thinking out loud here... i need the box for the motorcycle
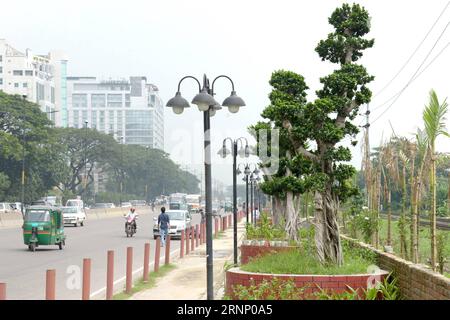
[125,214,137,237]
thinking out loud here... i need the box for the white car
[0,202,12,214]
[153,210,192,240]
[61,206,86,227]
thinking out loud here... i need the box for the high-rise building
[66,76,164,150]
[0,39,67,126]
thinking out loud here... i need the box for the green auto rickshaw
[23,206,66,252]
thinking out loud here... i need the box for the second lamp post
[219,138,249,265]
[166,74,245,300]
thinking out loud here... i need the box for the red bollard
[126,247,133,294]
[0,283,6,300]
[180,229,185,258]
[106,250,114,300]
[154,237,161,272]
[195,224,199,247]
[82,258,91,300]
[191,226,195,251]
[214,218,218,236]
[143,243,150,282]
[165,235,171,265]
[186,228,190,255]
[45,269,56,300]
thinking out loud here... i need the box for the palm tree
[423,89,449,271]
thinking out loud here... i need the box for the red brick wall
[240,244,294,265]
[226,268,388,299]
[342,235,450,300]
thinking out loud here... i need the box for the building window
[25,70,33,76]
[0,67,2,74]
[72,94,87,108]
[14,83,19,88]
[125,94,130,107]
[23,83,28,88]
[107,94,122,108]
[73,110,79,128]
[91,110,97,129]
[0,78,2,85]
[99,111,105,131]
[36,83,45,100]
[13,70,23,76]
[91,94,106,108]
[0,55,2,62]
[51,87,55,103]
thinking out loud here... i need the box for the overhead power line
[371,19,450,125]
[371,41,450,113]
[372,1,450,99]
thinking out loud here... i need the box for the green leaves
[423,89,449,146]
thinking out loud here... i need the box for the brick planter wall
[240,240,295,265]
[226,268,388,299]
[342,235,450,300]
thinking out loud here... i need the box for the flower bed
[225,267,389,299]
[240,240,296,265]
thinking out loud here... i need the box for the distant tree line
[0,91,199,205]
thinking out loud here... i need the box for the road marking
[90,248,179,299]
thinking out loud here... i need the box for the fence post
[195,224,199,247]
[180,230,185,258]
[82,258,91,300]
[0,283,6,300]
[191,226,195,251]
[143,243,150,282]
[186,228,190,255]
[126,247,133,294]
[203,223,206,243]
[165,235,171,265]
[106,250,114,300]
[154,237,161,272]
[45,269,56,300]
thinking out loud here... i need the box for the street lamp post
[84,121,88,204]
[166,74,245,300]
[236,163,258,225]
[219,138,250,265]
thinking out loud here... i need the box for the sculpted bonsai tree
[253,4,374,265]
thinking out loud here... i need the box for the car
[130,200,147,207]
[121,202,132,208]
[152,209,192,240]
[9,202,23,212]
[91,203,115,209]
[61,206,86,227]
[0,202,12,214]
[66,199,84,209]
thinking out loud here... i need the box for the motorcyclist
[124,207,138,231]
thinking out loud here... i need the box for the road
[0,208,204,300]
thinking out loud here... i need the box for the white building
[0,39,68,126]
[66,76,164,150]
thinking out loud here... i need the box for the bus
[169,193,187,210]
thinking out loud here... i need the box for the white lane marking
[90,248,179,299]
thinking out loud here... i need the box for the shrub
[246,213,286,241]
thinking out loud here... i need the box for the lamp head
[222,91,245,113]
[192,87,216,112]
[166,92,190,114]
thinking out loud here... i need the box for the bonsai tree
[253,3,374,265]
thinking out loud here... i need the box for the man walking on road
[158,207,170,247]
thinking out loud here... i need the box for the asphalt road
[0,208,203,300]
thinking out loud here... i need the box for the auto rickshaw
[23,206,66,252]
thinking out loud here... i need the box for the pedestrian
[158,206,170,247]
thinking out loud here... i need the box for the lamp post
[119,136,124,206]
[236,163,259,225]
[219,137,250,265]
[145,146,150,203]
[166,74,245,300]
[83,121,88,204]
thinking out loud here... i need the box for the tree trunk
[410,152,416,261]
[285,191,299,241]
[431,147,437,271]
[387,189,392,246]
[412,181,419,263]
[272,196,284,226]
[314,191,343,266]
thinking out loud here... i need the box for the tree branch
[282,119,318,162]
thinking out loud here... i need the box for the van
[66,199,84,209]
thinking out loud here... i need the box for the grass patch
[241,243,375,275]
[112,264,177,300]
[349,219,450,272]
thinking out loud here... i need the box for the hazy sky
[2,0,450,186]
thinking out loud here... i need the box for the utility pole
[362,104,372,210]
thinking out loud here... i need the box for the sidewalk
[130,218,246,300]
